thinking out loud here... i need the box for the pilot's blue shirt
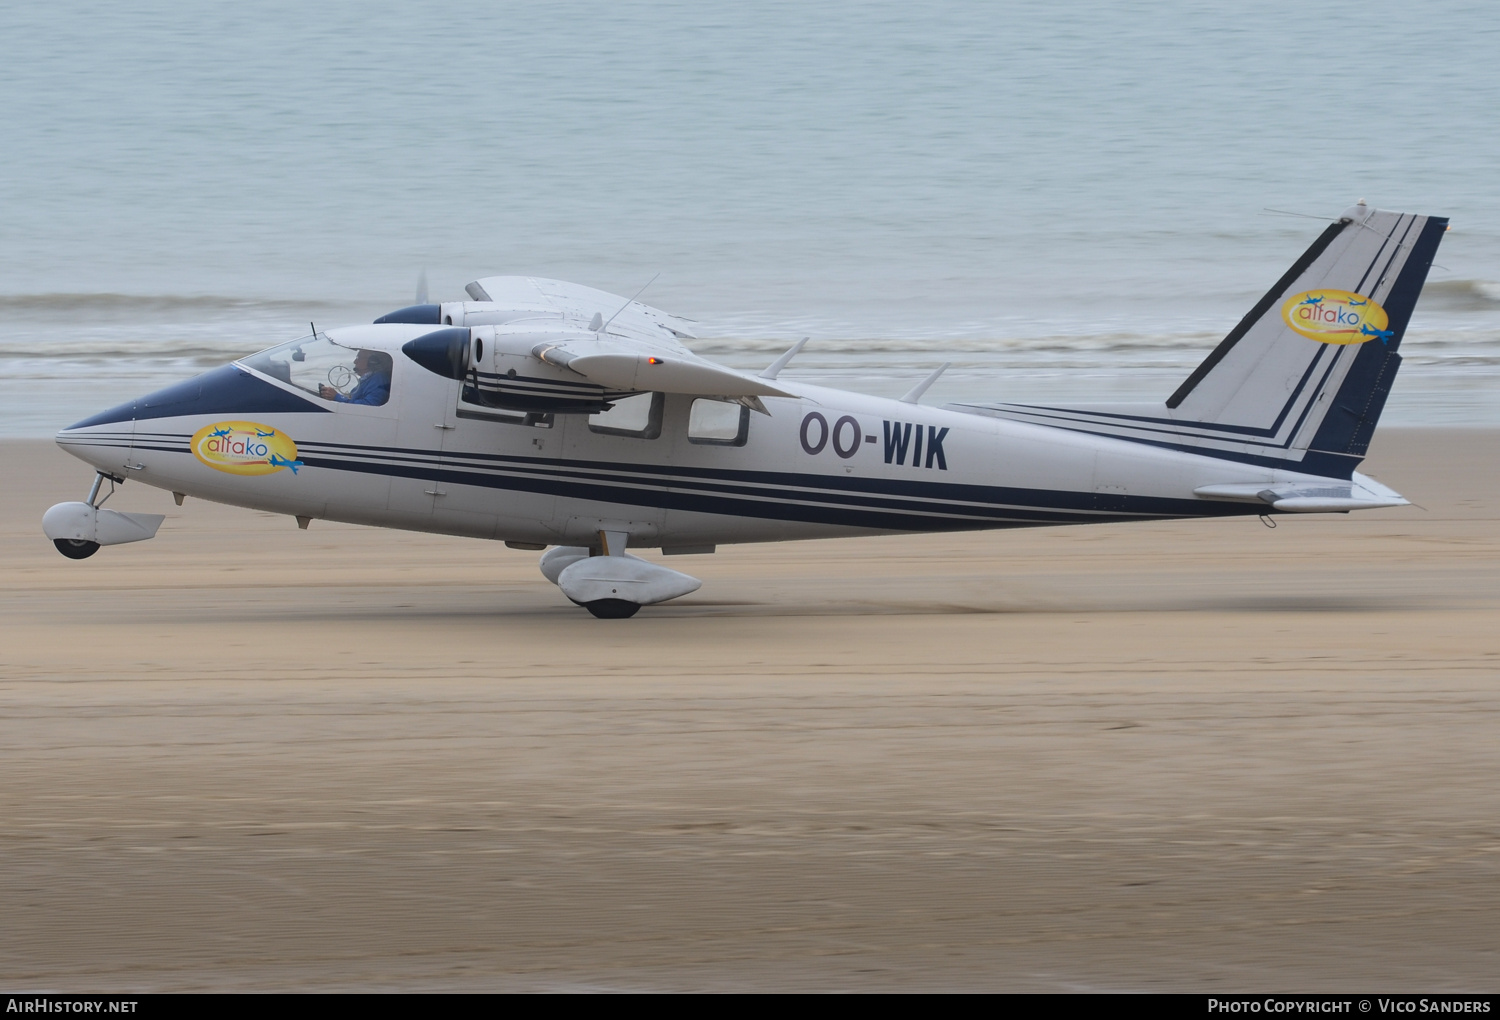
[336,371,391,406]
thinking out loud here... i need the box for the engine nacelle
[402,326,641,414]
[475,327,645,413]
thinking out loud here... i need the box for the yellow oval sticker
[1281,290,1392,345]
[191,421,302,476]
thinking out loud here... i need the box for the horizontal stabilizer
[1270,496,1402,513]
[1195,472,1408,512]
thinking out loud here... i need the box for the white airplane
[45,203,1446,618]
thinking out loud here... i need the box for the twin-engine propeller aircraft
[46,203,1445,617]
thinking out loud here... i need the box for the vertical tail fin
[946,205,1446,479]
[1164,204,1447,476]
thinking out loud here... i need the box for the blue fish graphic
[268,453,304,474]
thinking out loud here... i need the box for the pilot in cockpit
[320,349,392,406]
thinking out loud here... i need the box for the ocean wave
[0,343,258,362]
[0,293,353,317]
[1,327,1495,363]
[1416,279,1500,311]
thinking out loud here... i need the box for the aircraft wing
[531,338,796,401]
[466,276,700,342]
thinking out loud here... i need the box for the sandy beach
[2,429,1497,991]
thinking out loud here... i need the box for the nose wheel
[49,472,116,560]
[53,538,100,560]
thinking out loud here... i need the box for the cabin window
[588,392,663,439]
[242,335,392,408]
[687,398,749,446]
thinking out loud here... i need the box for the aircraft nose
[55,361,333,470]
[62,362,330,436]
[55,404,138,476]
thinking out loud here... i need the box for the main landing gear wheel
[54,538,100,560]
[583,599,642,619]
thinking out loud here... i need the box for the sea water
[2,0,1498,435]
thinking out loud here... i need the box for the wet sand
[2,430,1498,991]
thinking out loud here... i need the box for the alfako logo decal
[191,421,303,476]
[1281,290,1393,345]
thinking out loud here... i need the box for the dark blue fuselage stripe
[297,451,1254,531]
[406,458,1111,522]
[293,446,1137,522]
[294,438,1169,510]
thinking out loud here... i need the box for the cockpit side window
[242,336,393,407]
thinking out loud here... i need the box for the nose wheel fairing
[42,472,164,559]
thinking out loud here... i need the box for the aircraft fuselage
[56,323,1317,552]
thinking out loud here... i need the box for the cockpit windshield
[241,334,392,407]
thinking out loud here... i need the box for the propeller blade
[415,269,429,306]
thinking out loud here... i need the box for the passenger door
[554,392,669,545]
